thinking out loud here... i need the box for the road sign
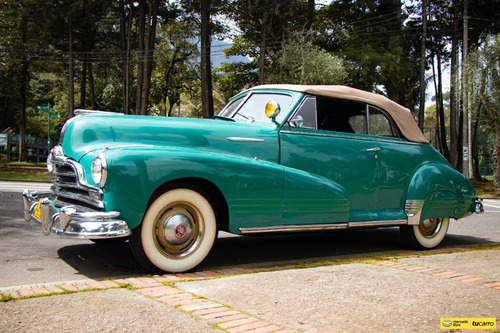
[37,105,49,112]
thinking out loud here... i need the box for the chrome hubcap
[154,205,202,258]
[163,213,193,245]
[418,218,442,238]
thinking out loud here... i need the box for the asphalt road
[0,181,499,289]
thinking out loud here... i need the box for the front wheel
[130,187,217,273]
[400,217,449,250]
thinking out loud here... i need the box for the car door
[280,95,381,222]
[366,106,432,221]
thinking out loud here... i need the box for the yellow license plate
[34,200,42,220]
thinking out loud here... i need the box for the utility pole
[462,0,471,178]
[418,0,427,130]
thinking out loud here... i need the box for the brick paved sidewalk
[2,247,499,333]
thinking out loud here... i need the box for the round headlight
[91,153,107,187]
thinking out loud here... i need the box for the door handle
[366,147,381,152]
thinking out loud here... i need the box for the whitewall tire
[130,187,217,273]
[400,217,449,250]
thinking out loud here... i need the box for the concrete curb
[375,260,500,290]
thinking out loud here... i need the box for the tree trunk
[88,61,96,109]
[258,12,270,85]
[471,105,482,180]
[305,0,314,30]
[120,0,133,114]
[18,8,28,162]
[470,62,488,181]
[135,0,158,116]
[80,53,87,108]
[417,0,427,130]
[200,0,214,119]
[431,54,439,150]
[141,0,158,116]
[493,128,500,188]
[135,0,145,115]
[436,52,449,160]
[68,17,75,117]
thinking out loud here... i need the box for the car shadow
[56,227,499,280]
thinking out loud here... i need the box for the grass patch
[117,283,135,290]
[0,161,51,182]
[0,170,51,182]
[3,161,47,167]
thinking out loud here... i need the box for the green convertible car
[23,84,483,272]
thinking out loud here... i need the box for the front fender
[97,146,282,230]
[406,162,476,224]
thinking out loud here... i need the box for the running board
[239,220,407,235]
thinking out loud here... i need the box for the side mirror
[289,115,304,128]
[265,99,281,120]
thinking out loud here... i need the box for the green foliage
[150,17,199,116]
[0,0,497,172]
[462,35,500,186]
[315,1,418,108]
[265,34,348,85]
[215,61,259,101]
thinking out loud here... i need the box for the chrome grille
[51,158,104,210]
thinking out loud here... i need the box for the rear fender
[406,163,475,224]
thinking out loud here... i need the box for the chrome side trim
[348,220,406,228]
[239,220,407,234]
[227,137,265,142]
[405,200,424,225]
[74,109,124,116]
[102,144,155,151]
[240,223,349,234]
[279,130,425,146]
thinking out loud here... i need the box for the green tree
[462,35,500,186]
[316,0,418,109]
[150,17,199,116]
[266,33,348,85]
[225,0,308,84]
[0,0,51,161]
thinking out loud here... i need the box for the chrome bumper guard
[22,189,132,239]
[474,198,484,214]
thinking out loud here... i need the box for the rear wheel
[130,187,217,273]
[400,217,449,250]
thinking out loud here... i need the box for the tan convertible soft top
[249,84,428,143]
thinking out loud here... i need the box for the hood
[61,114,279,162]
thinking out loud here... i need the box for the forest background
[0,0,499,186]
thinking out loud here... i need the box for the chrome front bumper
[22,189,132,239]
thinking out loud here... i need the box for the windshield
[219,92,293,123]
